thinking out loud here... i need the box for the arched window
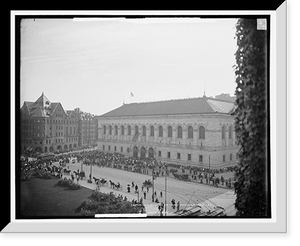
[222,125,226,139]
[159,126,163,137]
[148,147,154,158]
[168,126,172,138]
[121,125,124,135]
[228,125,233,139]
[142,126,146,136]
[150,126,154,137]
[135,125,139,135]
[199,126,205,139]
[115,125,118,135]
[103,125,106,135]
[109,125,112,135]
[177,126,182,138]
[128,125,131,136]
[188,126,193,139]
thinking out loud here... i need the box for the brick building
[20,93,78,153]
[96,96,239,168]
[70,108,98,147]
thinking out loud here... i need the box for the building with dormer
[20,93,78,153]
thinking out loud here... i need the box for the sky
[20,17,238,115]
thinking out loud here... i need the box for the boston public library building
[96,95,239,169]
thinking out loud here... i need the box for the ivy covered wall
[233,18,270,217]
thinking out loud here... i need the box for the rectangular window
[108,146,111,151]
[167,152,171,158]
[223,155,226,162]
[114,146,117,151]
[158,151,161,157]
[187,154,191,161]
[230,153,232,161]
[177,153,181,160]
[103,145,105,150]
[199,155,203,162]
[121,147,123,152]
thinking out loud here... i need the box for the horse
[114,182,122,190]
[109,180,115,189]
[93,177,100,184]
[79,171,85,180]
[99,178,107,185]
[63,169,71,175]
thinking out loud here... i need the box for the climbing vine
[233,18,269,217]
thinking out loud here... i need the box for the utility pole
[90,161,92,179]
[152,171,155,202]
[165,165,167,216]
[208,155,211,186]
[81,147,84,172]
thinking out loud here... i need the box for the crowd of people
[21,148,236,190]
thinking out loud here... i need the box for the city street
[57,159,237,216]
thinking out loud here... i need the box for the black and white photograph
[5,6,288,233]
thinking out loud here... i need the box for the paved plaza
[57,159,237,216]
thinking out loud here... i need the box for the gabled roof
[21,93,67,118]
[99,97,234,118]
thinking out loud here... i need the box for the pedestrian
[160,202,164,211]
[154,191,157,197]
[144,191,146,199]
[177,201,180,212]
[221,176,224,185]
[159,203,164,216]
[141,186,144,191]
[171,199,176,209]
[160,191,163,197]
[147,186,149,193]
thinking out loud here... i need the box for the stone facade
[96,97,239,168]
[20,93,78,153]
[71,108,98,147]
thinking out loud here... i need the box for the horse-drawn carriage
[73,170,86,180]
[109,180,123,190]
[63,168,71,175]
[142,179,153,188]
[93,177,109,186]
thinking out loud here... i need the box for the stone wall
[96,113,239,168]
